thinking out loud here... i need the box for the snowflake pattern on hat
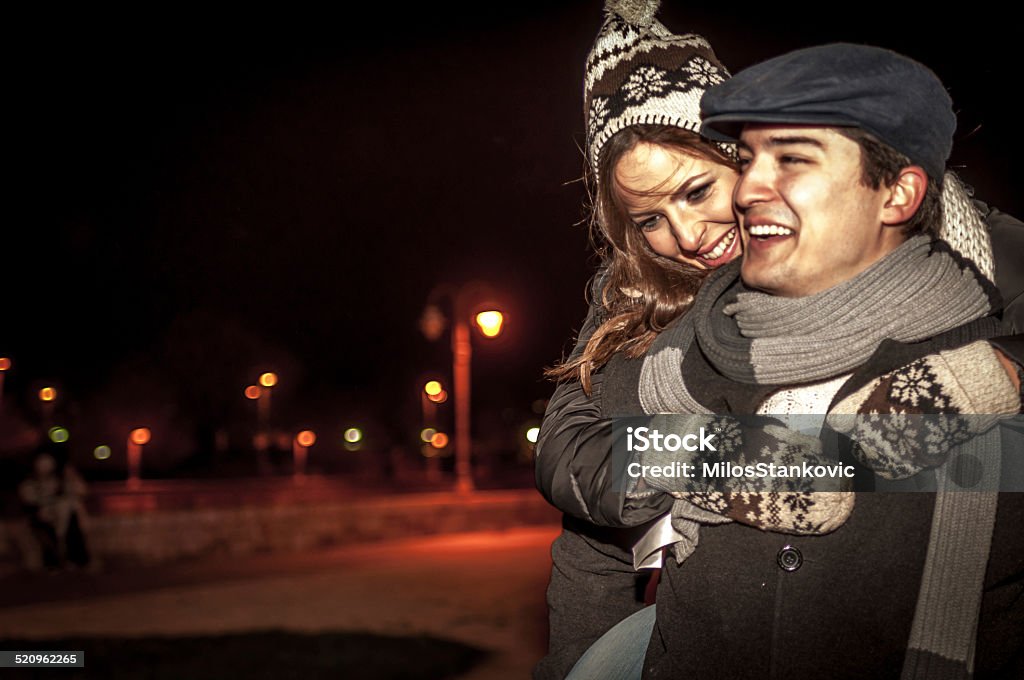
[684,57,727,87]
[622,66,671,101]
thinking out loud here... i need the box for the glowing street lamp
[127,427,151,488]
[343,427,363,452]
[475,311,504,338]
[424,381,449,404]
[130,428,152,445]
[48,426,70,443]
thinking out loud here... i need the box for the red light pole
[127,427,151,489]
[421,283,505,494]
[293,430,315,479]
[0,357,10,411]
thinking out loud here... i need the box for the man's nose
[735,156,775,210]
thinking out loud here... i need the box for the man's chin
[739,261,776,294]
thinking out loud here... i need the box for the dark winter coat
[534,207,1024,679]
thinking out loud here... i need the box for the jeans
[565,604,656,680]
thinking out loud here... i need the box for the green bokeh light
[48,426,70,443]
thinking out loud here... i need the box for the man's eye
[636,216,662,232]
[779,155,807,165]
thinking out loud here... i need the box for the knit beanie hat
[584,0,730,178]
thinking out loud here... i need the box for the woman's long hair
[547,125,738,392]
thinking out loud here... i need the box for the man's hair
[836,127,942,237]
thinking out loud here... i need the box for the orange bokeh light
[259,372,278,388]
[39,387,57,402]
[427,389,448,404]
[475,310,504,338]
[244,385,262,400]
[0,357,11,371]
[424,380,443,396]
[296,430,316,447]
[130,428,152,446]
[430,432,450,449]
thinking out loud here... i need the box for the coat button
[777,545,803,572]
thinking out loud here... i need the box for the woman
[536,129,747,680]
[534,5,746,678]
[534,3,1022,679]
[538,0,742,522]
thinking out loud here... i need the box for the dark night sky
[5,2,1020,443]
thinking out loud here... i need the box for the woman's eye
[686,183,712,202]
[636,216,661,232]
[737,157,752,172]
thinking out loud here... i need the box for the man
[538,41,1023,680]
[625,43,1023,679]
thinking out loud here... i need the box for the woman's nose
[667,215,707,253]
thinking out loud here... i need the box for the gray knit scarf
[692,235,994,386]
[640,235,993,413]
[639,234,1001,680]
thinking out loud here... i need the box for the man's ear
[881,166,928,226]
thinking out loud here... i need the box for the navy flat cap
[700,43,955,179]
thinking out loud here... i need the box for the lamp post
[421,283,504,494]
[421,380,447,482]
[258,372,278,429]
[0,357,10,410]
[293,430,315,479]
[38,386,58,428]
[127,427,151,489]
[422,379,444,430]
[246,372,277,475]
